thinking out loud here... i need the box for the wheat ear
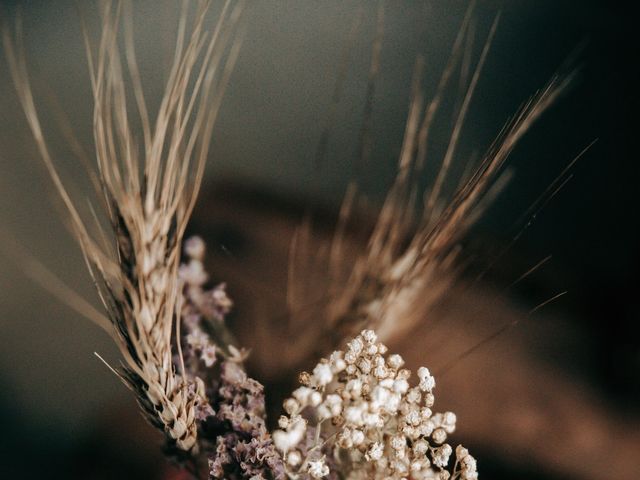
[4,0,244,451]
[286,10,573,364]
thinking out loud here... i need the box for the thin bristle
[0,231,112,333]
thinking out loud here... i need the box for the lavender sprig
[177,237,284,479]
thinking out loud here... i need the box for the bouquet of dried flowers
[3,1,571,478]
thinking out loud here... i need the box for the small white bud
[278,415,289,429]
[313,362,333,386]
[283,398,299,414]
[286,450,302,467]
[387,354,404,369]
[432,427,447,444]
[366,442,384,461]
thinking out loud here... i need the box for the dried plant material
[286,10,573,370]
[177,239,284,477]
[2,1,581,479]
[274,329,476,480]
[4,0,245,453]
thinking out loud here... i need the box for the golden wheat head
[4,0,244,451]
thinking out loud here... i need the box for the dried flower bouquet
[3,1,570,479]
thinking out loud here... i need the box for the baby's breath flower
[366,441,385,461]
[273,330,475,479]
[273,417,307,452]
[307,458,330,478]
[287,450,303,467]
[313,362,333,386]
[432,444,453,469]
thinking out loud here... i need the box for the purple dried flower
[173,237,284,478]
[202,360,284,479]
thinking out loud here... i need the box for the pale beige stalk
[4,0,244,451]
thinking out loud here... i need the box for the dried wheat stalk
[286,7,572,370]
[4,0,244,452]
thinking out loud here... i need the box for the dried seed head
[4,0,245,452]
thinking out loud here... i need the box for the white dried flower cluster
[272,330,477,479]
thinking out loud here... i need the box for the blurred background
[0,0,638,479]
